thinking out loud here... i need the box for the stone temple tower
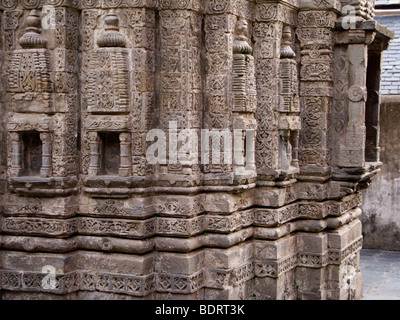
[0,0,394,299]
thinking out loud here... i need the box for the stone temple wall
[0,0,393,300]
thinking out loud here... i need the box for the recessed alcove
[98,132,121,176]
[21,131,42,176]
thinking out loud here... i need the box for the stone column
[365,28,390,164]
[158,2,203,186]
[333,28,377,168]
[152,0,205,300]
[339,39,368,167]
[40,132,52,177]
[203,4,236,185]
[0,0,393,301]
[253,2,283,181]
[252,1,300,300]
[119,132,131,177]
[365,50,382,163]
[129,7,156,177]
[278,25,301,172]
[10,132,22,176]
[291,131,300,168]
[297,10,336,180]
[88,132,100,176]
[50,5,80,177]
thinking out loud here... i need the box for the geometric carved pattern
[8,50,52,93]
[87,50,130,113]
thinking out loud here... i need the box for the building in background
[362,0,400,251]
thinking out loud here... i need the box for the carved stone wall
[0,0,393,300]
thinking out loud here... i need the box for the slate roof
[375,15,400,94]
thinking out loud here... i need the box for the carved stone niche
[7,122,77,196]
[84,125,133,196]
[8,129,52,178]
[83,120,132,195]
[88,131,131,177]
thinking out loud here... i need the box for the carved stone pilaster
[232,18,257,183]
[88,132,100,176]
[279,25,301,173]
[40,132,52,177]
[297,9,336,178]
[157,7,202,183]
[119,133,131,177]
[10,132,22,176]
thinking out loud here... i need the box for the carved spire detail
[18,9,47,49]
[233,18,252,54]
[280,25,295,59]
[97,12,126,48]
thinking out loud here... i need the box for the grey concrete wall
[362,96,400,251]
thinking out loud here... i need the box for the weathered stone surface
[0,0,393,300]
